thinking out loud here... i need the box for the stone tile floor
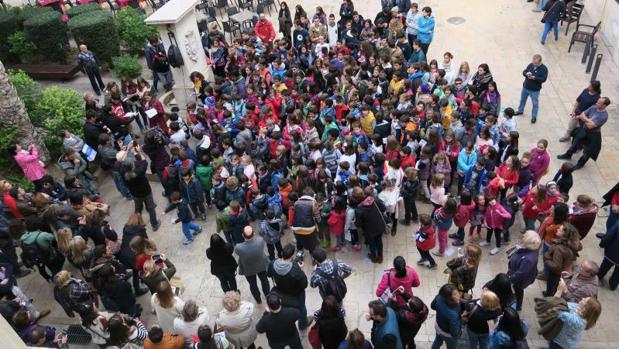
[12,0,619,348]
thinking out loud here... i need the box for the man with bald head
[77,44,105,96]
[560,259,599,302]
[234,225,271,303]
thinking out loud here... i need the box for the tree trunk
[0,60,49,163]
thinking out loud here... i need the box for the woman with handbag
[540,0,566,45]
[507,231,541,311]
[463,290,502,349]
[312,295,348,349]
[375,256,421,306]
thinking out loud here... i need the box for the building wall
[584,0,619,66]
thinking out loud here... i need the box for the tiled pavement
[12,0,619,348]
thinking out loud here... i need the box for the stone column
[145,0,214,116]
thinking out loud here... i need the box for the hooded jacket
[354,196,387,239]
[254,19,276,43]
[268,259,308,297]
[375,266,420,306]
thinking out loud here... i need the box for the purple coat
[508,248,539,289]
[529,148,550,183]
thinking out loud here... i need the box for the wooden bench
[9,62,80,81]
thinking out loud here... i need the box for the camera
[293,250,305,265]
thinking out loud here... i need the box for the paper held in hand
[145,108,158,119]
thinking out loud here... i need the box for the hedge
[69,11,120,66]
[112,54,143,80]
[66,3,101,18]
[24,11,69,63]
[0,12,19,62]
[18,6,54,25]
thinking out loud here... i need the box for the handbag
[308,322,321,349]
[379,272,393,304]
[374,201,392,235]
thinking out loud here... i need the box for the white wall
[584,0,619,66]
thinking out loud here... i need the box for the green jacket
[20,231,58,259]
[216,208,232,233]
[195,164,214,191]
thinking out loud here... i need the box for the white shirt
[314,43,330,59]
[327,24,338,48]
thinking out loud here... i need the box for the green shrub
[38,86,84,154]
[66,3,101,18]
[8,70,44,126]
[116,7,157,55]
[112,54,143,80]
[0,127,19,170]
[7,175,34,192]
[0,12,19,61]
[24,11,69,63]
[18,5,53,25]
[69,11,120,66]
[8,31,36,63]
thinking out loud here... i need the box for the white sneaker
[490,247,500,255]
[479,241,489,247]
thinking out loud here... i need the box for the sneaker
[557,153,571,160]
[479,241,489,247]
[596,232,606,239]
[192,228,203,235]
[559,136,571,143]
[417,258,427,265]
[514,111,523,116]
[299,316,315,331]
[431,250,444,257]
[531,117,537,124]
[351,244,362,251]
[490,247,500,255]
[182,238,194,245]
[536,273,547,281]
[152,220,161,231]
[451,240,464,246]
[448,233,458,239]
[15,269,32,278]
[390,230,397,237]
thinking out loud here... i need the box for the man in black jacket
[268,244,313,330]
[256,293,302,349]
[121,154,160,231]
[83,110,107,150]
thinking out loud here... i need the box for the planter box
[9,62,80,81]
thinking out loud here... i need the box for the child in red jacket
[480,195,512,255]
[415,213,437,269]
[327,198,347,251]
[451,190,475,246]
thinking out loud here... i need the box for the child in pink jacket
[480,195,512,255]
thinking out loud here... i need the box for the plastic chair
[222,21,241,43]
[568,21,601,52]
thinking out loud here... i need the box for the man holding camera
[267,244,313,331]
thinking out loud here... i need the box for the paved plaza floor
[11,0,619,348]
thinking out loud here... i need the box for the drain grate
[446,17,466,25]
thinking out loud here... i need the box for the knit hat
[391,6,399,12]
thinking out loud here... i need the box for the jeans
[456,227,465,242]
[523,216,537,231]
[189,201,206,217]
[296,291,309,329]
[267,241,283,260]
[112,171,132,199]
[420,42,430,56]
[418,248,436,266]
[486,227,502,248]
[134,193,158,228]
[545,269,560,296]
[431,334,457,349]
[181,221,201,240]
[541,21,559,43]
[245,271,270,303]
[86,68,105,95]
[404,197,418,223]
[215,272,238,292]
[151,69,160,92]
[157,70,175,91]
[517,87,540,119]
[514,284,525,310]
[268,335,303,349]
[598,258,619,290]
[549,340,564,349]
[467,328,489,349]
[407,33,417,50]
[368,235,383,258]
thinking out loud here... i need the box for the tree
[0,60,49,163]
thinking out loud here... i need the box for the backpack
[20,232,50,268]
[317,259,347,302]
[144,127,168,146]
[167,32,184,68]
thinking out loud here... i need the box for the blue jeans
[431,334,457,349]
[151,69,160,92]
[297,291,309,329]
[541,21,559,43]
[467,328,489,349]
[536,0,547,10]
[368,235,383,258]
[517,87,540,118]
[181,221,201,240]
[157,70,175,90]
[523,217,537,231]
[112,171,132,199]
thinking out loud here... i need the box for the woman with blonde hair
[55,227,72,257]
[216,291,258,349]
[457,61,472,85]
[508,230,541,310]
[464,290,502,349]
[141,256,176,294]
[53,270,97,317]
[152,280,185,333]
[446,244,482,299]
[67,236,95,279]
[129,235,157,273]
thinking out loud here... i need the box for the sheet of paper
[145,108,158,119]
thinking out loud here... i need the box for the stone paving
[10,0,619,348]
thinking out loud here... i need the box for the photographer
[267,243,313,330]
